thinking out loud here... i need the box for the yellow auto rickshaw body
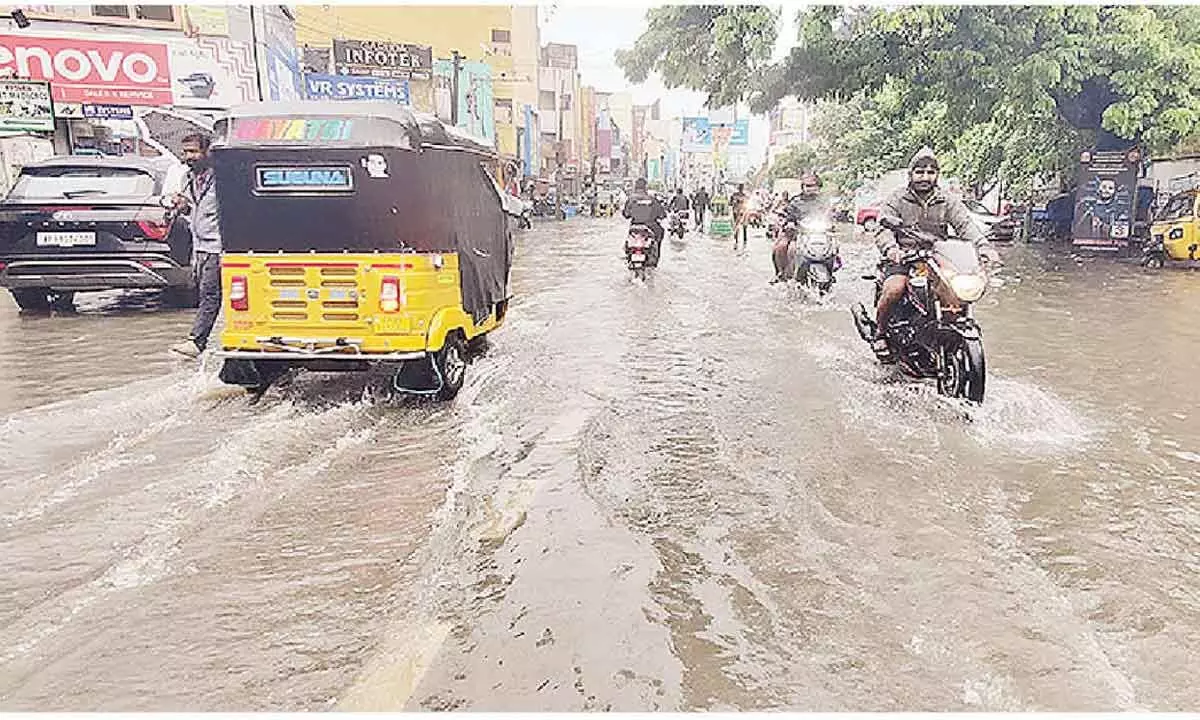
[219,252,502,357]
[209,101,513,399]
[1150,189,1200,261]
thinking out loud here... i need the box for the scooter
[626,224,655,280]
[790,217,841,295]
[668,210,688,240]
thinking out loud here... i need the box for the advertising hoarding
[0,79,54,133]
[1072,147,1140,249]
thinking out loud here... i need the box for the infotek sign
[0,34,172,106]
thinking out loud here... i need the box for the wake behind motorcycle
[850,218,997,403]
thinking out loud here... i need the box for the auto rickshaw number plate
[279,288,301,300]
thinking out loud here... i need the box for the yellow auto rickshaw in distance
[1145,188,1200,268]
[211,102,513,400]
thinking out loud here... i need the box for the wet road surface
[1,219,1198,710]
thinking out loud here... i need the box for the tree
[617,5,1200,188]
[768,144,818,180]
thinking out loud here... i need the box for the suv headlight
[949,274,987,302]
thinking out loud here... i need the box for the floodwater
[1,219,1197,711]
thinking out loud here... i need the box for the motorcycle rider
[872,147,1001,353]
[622,177,667,266]
[771,173,824,283]
[669,187,690,234]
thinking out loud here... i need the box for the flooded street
[1,218,1198,711]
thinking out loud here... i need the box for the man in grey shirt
[871,147,1001,353]
[170,133,222,359]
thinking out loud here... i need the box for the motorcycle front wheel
[938,335,986,403]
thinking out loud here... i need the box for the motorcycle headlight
[949,274,987,302]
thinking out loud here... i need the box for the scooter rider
[623,177,667,266]
[670,187,690,214]
[771,172,823,282]
[872,147,1001,352]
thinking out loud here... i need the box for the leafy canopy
[618,5,1200,187]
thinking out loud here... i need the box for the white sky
[539,4,798,162]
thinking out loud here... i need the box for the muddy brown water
[0,219,1197,710]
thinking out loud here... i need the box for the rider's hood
[908,146,939,171]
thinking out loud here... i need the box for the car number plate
[631,252,646,262]
[36,231,96,247]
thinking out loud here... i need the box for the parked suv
[0,155,196,311]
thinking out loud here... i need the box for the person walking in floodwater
[170,133,222,359]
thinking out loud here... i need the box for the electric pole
[450,50,462,126]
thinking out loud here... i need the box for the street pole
[249,5,265,101]
[555,79,565,220]
[450,50,462,126]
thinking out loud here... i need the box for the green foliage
[768,144,818,180]
[618,4,1200,187]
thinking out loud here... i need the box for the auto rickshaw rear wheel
[433,334,468,401]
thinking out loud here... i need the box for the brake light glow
[379,275,403,313]
[230,275,249,311]
[136,220,168,240]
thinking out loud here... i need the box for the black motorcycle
[851,219,997,403]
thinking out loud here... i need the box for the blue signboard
[682,117,711,152]
[729,119,750,146]
[255,166,354,192]
[82,104,134,120]
[433,59,495,142]
[304,74,411,105]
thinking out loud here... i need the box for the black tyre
[939,335,986,403]
[432,334,467,401]
[1142,254,1165,269]
[10,288,51,312]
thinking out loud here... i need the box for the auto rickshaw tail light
[230,275,249,311]
[380,276,403,313]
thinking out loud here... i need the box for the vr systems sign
[304,74,410,105]
[332,39,432,80]
[0,34,171,106]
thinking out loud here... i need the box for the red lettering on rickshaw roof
[232,118,354,141]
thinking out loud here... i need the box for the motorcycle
[789,216,841,295]
[668,209,688,240]
[850,218,997,403]
[626,224,656,280]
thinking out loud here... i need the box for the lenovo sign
[0,34,171,106]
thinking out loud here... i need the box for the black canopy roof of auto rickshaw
[218,101,497,158]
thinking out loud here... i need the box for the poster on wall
[0,79,54,133]
[681,117,711,152]
[262,8,301,101]
[432,59,493,142]
[185,6,230,36]
[168,42,247,109]
[1072,147,1140,249]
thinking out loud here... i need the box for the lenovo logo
[0,34,171,106]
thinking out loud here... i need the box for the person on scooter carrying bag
[771,172,824,283]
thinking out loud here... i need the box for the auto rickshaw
[211,102,513,400]
[594,187,615,216]
[709,195,733,238]
[1144,188,1200,268]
